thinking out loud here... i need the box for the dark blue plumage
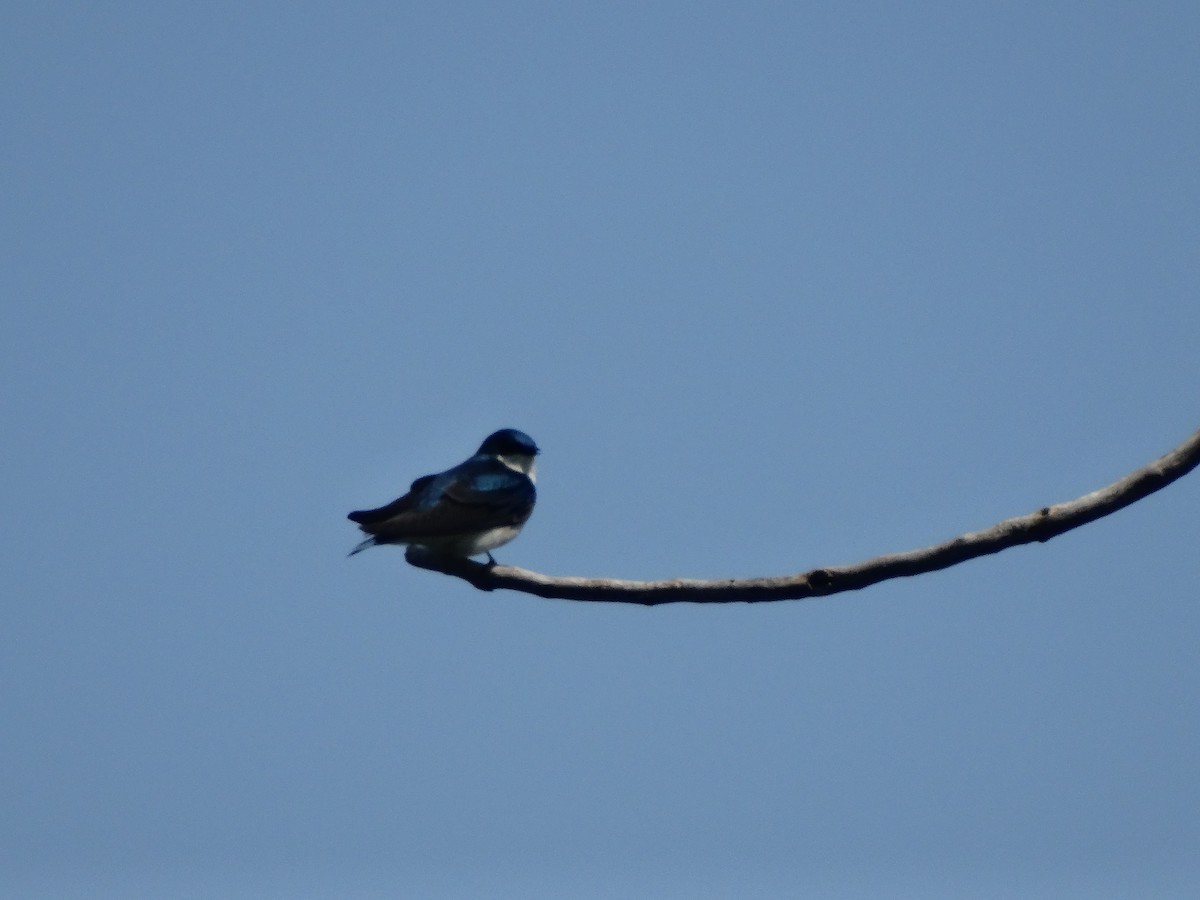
[347,429,539,560]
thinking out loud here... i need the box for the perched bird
[347,428,539,562]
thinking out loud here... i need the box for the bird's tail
[347,536,376,557]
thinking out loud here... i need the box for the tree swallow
[347,428,539,561]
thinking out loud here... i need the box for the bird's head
[478,428,540,479]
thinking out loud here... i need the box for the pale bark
[404,426,1200,606]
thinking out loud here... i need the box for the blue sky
[3,2,1198,897]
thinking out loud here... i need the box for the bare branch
[404,426,1200,605]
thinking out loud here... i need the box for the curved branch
[404,426,1200,605]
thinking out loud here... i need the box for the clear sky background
[3,3,1198,898]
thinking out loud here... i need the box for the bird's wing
[441,464,536,522]
[355,460,535,541]
[346,474,436,525]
